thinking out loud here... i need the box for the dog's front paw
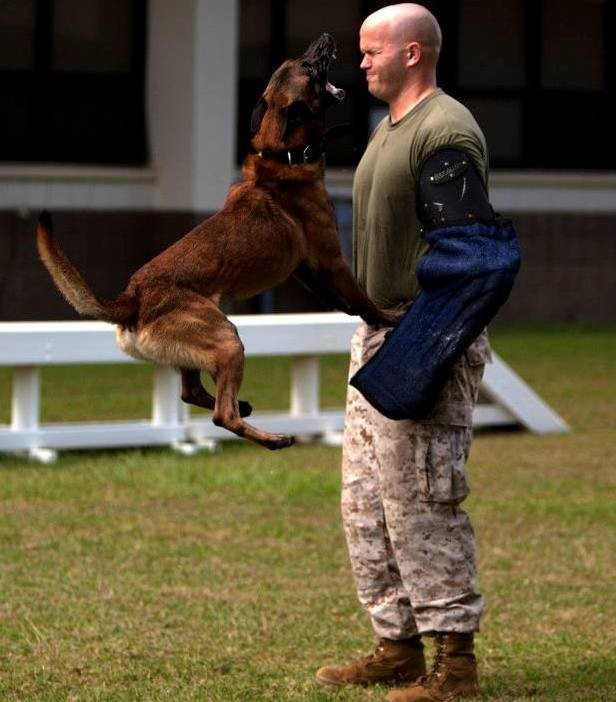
[371,307,405,328]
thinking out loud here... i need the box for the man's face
[359,21,408,103]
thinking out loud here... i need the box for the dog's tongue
[326,81,345,101]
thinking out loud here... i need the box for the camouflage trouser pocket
[418,426,472,505]
[464,329,492,367]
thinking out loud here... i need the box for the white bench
[0,313,568,462]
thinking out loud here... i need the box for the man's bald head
[361,3,442,66]
[359,3,442,115]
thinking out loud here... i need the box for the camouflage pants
[341,323,489,638]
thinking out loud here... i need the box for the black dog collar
[256,143,323,166]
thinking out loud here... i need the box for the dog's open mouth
[302,33,346,102]
[326,81,345,101]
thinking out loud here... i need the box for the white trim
[325,168,616,190]
[324,168,616,212]
[146,0,240,211]
[0,166,157,210]
[192,0,239,211]
[147,0,197,210]
[0,165,158,183]
[491,171,616,188]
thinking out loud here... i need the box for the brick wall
[1,208,614,325]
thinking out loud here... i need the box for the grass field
[0,327,615,701]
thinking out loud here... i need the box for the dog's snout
[319,33,336,52]
[302,32,337,68]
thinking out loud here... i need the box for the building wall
[2,208,614,326]
[1,1,614,327]
[498,213,616,325]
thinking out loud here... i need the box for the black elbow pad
[417,148,494,227]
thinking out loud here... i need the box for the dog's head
[250,33,345,156]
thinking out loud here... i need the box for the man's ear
[407,41,421,67]
[250,96,267,134]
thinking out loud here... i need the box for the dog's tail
[36,211,137,325]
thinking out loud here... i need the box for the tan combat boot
[315,636,426,687]
[385,633,479,701]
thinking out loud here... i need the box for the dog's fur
[37,34,398,450]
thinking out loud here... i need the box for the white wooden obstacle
[0,313,568,462]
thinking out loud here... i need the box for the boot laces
[356,641,387,667]
[419,634,446,685]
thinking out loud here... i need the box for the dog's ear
[281,100,313,140]
[250,96,267,135]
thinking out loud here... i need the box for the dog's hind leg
[208,331,294,450]
[138,295,292,449]
[180,368,215,409]
[180,368,252,418]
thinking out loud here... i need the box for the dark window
[238,0,615,170]
[237,0,365,167]
[448,0,614,169]
[0,0,147,165]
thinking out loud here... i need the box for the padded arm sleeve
[350,151,521,420]
[418,148,494,227]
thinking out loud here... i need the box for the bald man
[316,5,495,701]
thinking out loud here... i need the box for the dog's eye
[289,111,303,124]
[281,100,313,139]
[287,100,311,122]
[301,61,318,80]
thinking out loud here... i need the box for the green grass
[0,327,615,701]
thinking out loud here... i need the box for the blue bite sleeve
[350,219,521,420]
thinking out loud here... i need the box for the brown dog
[37,33,398,450]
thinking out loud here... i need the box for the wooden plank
[0,314,359,364]
[0,421,185,451]
[482,355,570,434]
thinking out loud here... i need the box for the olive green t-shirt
[352,89,488,309]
